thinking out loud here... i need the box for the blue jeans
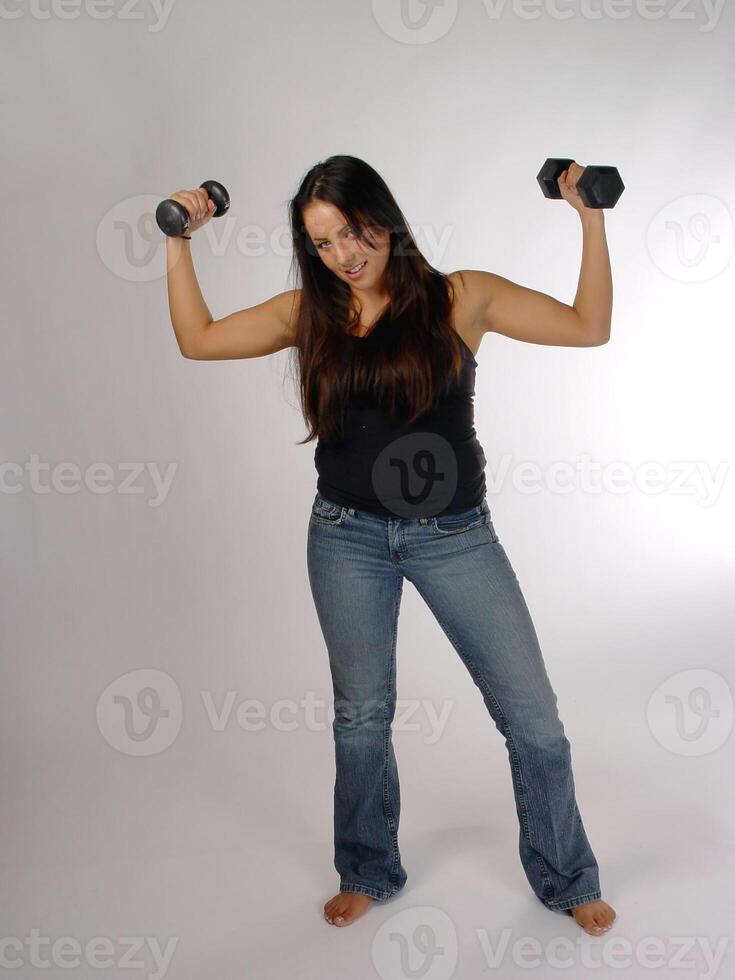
[306,491,602,913]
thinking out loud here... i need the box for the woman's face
[303,200,391,295]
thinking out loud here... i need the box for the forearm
[165,237,213,356]
[573,211,612,342]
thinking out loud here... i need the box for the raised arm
[164,185,299,360]
[456,165,613,348]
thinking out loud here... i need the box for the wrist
[580,208,605,229]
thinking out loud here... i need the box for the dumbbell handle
[156,179,230,238]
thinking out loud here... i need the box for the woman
[165,155,617,936]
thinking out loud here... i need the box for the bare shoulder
[447,270,489,357]
[448,269,499,314]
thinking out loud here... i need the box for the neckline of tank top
[346,330,478,367]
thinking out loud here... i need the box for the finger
[189,189,205,221]
[201,190,215,219]
[198,195,214,221]
[568,162,584,190]
[170,191,198,221]
[200,187,214,216]
[180,191,202,221]
[196,187,209,217]
[562,169,580,194]
[182,189,203,222]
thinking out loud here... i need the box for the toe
[598,905,615,929]
[332,900,353,925]
[324,899,339,924]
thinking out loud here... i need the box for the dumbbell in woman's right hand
[536,159,625,209]
[156,180,230,238]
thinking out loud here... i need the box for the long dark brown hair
[286,155,464,445]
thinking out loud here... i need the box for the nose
[334,242,358,267]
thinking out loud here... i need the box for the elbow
[574,307,611,346]
[578,318,611,347]
[172,319,212,359]
[176,331,208,360]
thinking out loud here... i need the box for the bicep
[185,289,300,360]
[457,269,598,348]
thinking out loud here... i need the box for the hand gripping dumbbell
[155,179,230,237]
[536,158,625,209]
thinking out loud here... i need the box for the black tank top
[314,331,487,518]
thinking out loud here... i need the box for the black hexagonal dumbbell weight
[155,179,230,237]
[537,158,625,209]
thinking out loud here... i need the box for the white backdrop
[2,1,734,978]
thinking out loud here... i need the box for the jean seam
[546,891,602,911]
[339,881,400,901]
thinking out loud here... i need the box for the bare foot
[570,899,616,935]
[323,891,374,927]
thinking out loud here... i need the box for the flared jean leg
[402,514,602,913]
[307,504,408,901]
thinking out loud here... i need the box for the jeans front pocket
[430,502,487,536]
[311,493,347,526]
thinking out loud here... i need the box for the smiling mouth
[344,261,367,276]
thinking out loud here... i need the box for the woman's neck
[348,296,391,335]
